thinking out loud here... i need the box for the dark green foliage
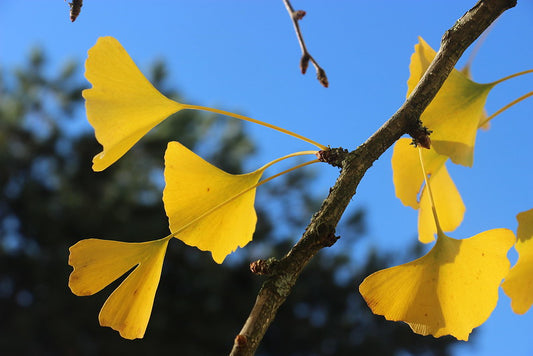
[0,50,458,355]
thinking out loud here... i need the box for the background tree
[0,49,458,355]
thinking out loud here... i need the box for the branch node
[322,232,340,247]
[409,125,432,149]
[234,334,248,350]
[316,147,348,168]
[250,257,279,275]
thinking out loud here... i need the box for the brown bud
[322,232,340,247]
[300,53,310,74]
[410,126,432,149]
[294,10,306,21]
[235,334,247,347]
[250,258,278,275]
[69,0,83,22]
[317,67,329,88]
[316,147,348,168]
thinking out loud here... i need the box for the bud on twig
[410,126,432,149]
[300,53,311,74]
[250,258,278,275]
[68,0,83,22]
[294,10,306,21]
[316,147,348,168]
[317,67,329,88]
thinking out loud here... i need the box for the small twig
[68,0,83,22]
[282,0,329,87]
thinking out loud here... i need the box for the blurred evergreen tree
[0,49,458,355]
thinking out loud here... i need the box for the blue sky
[1,1,532,355]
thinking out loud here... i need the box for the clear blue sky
[1,1,532,355]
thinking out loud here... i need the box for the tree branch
[230,0,517,355]
[282,0,329,87]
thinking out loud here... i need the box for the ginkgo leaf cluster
[68,33,533,343]
[361,36,533,341]
[68,36,324,338]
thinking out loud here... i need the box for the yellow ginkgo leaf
[68,236,171,339]
[460,63,491,131]
[392,137,448,209]
[359,228,514,341]
[408,37,495,167]
[418,164,465,243]
[163,141,263,264]
[83,36,184,171]
[502,208,533,314]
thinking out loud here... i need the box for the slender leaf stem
[490,69,533,86]
[418,147,445,237]
[184,104,328,150]
[480,90,533,127]
[257,150,318,171]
